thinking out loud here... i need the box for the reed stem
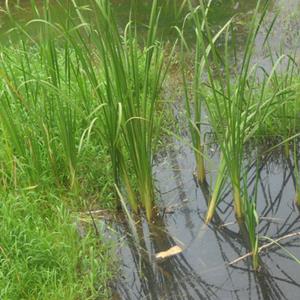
[233,184,244,222]
[195,145,206,184]
[140,180,154,221]
[295,191,300,208]
[205,158,226,224]
[252,250,260,271]
[284,142,290,158]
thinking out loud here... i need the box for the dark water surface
[108,142,300,300]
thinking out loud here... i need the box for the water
[108,144,300,299]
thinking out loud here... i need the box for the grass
[177,0,232,185]
[65,0,173,220]
[178,3,207,184]
[0,191,113,300]
[255,54,300,151]
[243,172,260,271]
[0,0,173,297]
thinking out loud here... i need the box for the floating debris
[155,245,183,260]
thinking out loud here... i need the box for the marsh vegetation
[0,0,299,299]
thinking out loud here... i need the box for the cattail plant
[178,0,231,184]
[179,4,206,184]
[66,0,173,220]
[196,0,286,222]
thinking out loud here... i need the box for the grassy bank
[0,191,113,299]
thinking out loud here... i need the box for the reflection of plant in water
[113,152,300,299]
[243,176,260,270]
[113,213,216,299]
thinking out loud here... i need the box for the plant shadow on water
[108,141,300,300]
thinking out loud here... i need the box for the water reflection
[110,144,300,299]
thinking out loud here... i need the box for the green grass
[255,59,300,150]
[243,172,260,271]
[0,0,173,297]
[0,191,113,300]
[64,0,174,220]
[0,42,115,299]
[178,1,207,184]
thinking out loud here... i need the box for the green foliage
[0,191,113,300]
[256,59,300,148]
[185,0,297,222]
[64,0,173,220]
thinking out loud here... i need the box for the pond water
[106,151,300,293]
[1,0,300,47]
[107,142,300,299]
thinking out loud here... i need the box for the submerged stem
[295,190,300,208]
[205,158,226,224]
[195,145,206,184]
[233,184,244,222]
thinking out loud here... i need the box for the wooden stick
[228,231,300,266]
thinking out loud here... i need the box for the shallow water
[108,143,300,300]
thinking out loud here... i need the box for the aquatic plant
[66,0,173,220]
[178,0,232,185]
[205,156,226,223]
[0,0,172,221]
[197,0,287,222]
[178,3,207,184]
